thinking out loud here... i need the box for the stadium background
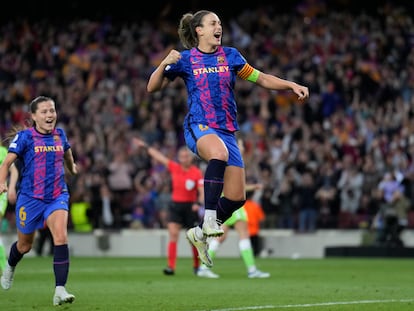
[3,0,413,20]
[1,0,414,256]
[1,5,414,311]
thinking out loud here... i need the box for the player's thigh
[197,134,228,161]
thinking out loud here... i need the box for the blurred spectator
[373,171,411,246]
[295,170,318,232]
[315,161,339,228]
[107,153,135,229]
[276,171,296,229]
[153,181,172,229]
[357,154,383,227]
[337,154,363,228]
[132,171,158,228]
[258,166,278,229]
[320,81,344,119]
[1,2,414,231]
[84,159,112,229]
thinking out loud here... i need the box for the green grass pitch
[1,256,413,310]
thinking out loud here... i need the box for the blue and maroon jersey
[164,46,247,132]
[8,127,71,201]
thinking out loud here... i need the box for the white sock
[55,286,65,293]
[203,209,217,221]
[239,238,251,251]
[248,266,257,273]
[209,238,220,253]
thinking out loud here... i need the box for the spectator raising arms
[146,10,309,267]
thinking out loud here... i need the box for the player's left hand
[293,84,309,101]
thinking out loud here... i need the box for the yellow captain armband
[238,63,259,83]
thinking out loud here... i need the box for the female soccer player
[0,96,78,306]
[132,137,204,275]
[147,10,309,267]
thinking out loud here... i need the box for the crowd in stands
[1,1,414,245]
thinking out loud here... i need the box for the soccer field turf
[0,256,412,311]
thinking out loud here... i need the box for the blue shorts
[184,124,244,168]
[15,192,70,234]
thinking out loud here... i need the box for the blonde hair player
[147,10,309,267]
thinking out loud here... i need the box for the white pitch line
[192,299,414,311]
